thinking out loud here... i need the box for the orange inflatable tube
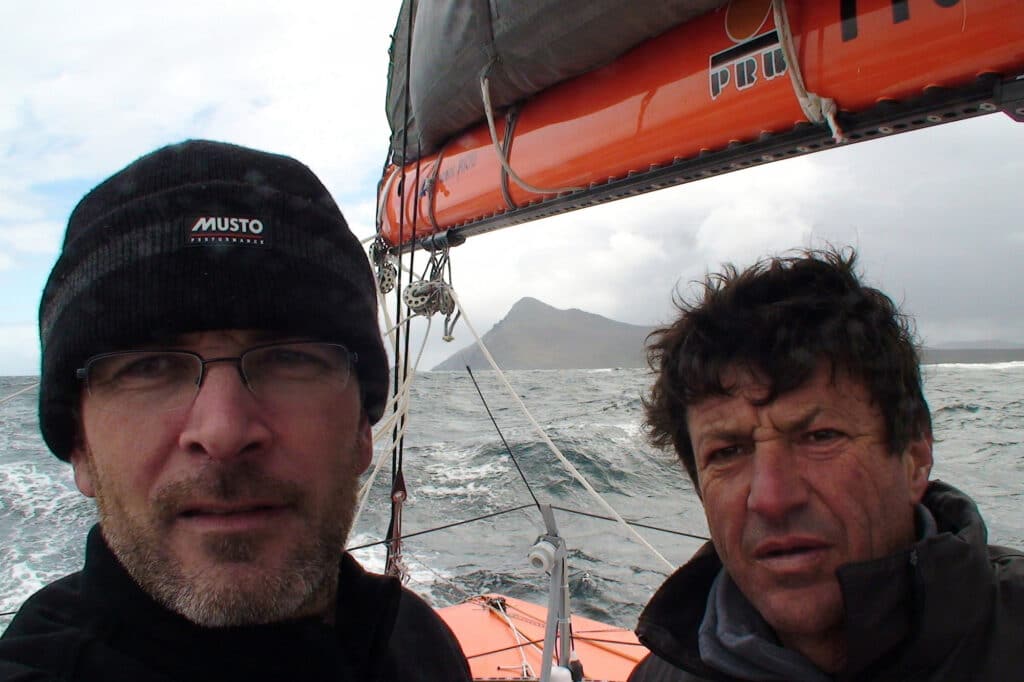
[378,0,1024,249]
[437,594,646,681]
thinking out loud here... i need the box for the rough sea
[2,365,1023,634]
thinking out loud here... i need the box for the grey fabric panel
[387,0,727,165]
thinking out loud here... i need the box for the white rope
[0,382,39,406]
[480,74,584,196]
[351,262,433,534]
[491,601,538,678]
[773,0,847,144]
[449,289,675,573]
[402,551,537,677]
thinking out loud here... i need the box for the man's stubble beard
[88,453,360,627]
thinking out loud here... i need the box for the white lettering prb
[191,217,264,234]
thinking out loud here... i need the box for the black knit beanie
[39,139,388,460]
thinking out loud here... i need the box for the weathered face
[70,330,372,626]
[687,364,931,656]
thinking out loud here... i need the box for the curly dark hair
[644,248,932,489]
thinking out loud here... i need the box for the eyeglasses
[76,341,358,413]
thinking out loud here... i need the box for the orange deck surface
[438,594,648,681]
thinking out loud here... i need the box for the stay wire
[551,505,708,542]
[386,0,418,568]
[390,10,410,479]
[465,634,647,661]
[349,500,705,551]
[462,630,648,662]
[394,147,422,484]
[465,366,542,511]
[347,503,535,551]
[465,637,546,660]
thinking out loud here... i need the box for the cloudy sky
[2,1,1023,375]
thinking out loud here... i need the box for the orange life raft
[378,0,1024,250]
[437,594,646,681]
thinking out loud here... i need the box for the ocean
[2,365,1022,634]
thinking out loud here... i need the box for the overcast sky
[2,1,1023,375]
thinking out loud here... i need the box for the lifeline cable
[551,505,709,541]
[348,502,698,551]
[347,503,535,551]
[464,637,547,660]
[465,365,542,511]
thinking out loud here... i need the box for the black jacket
[629,481,1024,681]
[0,526,471,681]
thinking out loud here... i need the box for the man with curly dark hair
[630,248,1023,681]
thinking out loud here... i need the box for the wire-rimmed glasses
[76,341,358,413]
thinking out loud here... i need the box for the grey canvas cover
[386,0,727,164]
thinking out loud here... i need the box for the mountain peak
[432,298,655,371]
[505,296,555,317]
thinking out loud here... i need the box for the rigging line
[773,0,847,143]
[466,597,539,677]
[382,310,426,336]
[0,610,16,617]
[490,605,537,679]
[347,503,535,551]
[560,636,647,648]
[400,144,424,418]
[391,0,416,484]
[372,378,415,443]
[0,382,39,406]
[465,365,542,511]
[551,505,709,542]
[371,276,419,431]
[355,322,429,531]
[366,305,431,455]
[398,550,484,610]
[358,373,422,521]
[386,0,419,576]
[464,636,547,660]
[386,147,425,577]
[448,289,675,572]
[391,143,424,480]
[480,73,584,196]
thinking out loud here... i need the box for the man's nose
[746,437,808,519]
[177,362,271,459]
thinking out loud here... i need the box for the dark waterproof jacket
[0,526,471,681]
[629,481,1024,682]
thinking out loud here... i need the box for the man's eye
[264,349,326,368]
[117,355,178,378]
[267,349,312,364]
[102,354,193,386]
[803,429,843,444]
[706,444,745,464]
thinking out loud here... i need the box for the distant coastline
[431,297,1024,371]
[920,348,1024,365]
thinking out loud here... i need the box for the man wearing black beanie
[0,140,471,681]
